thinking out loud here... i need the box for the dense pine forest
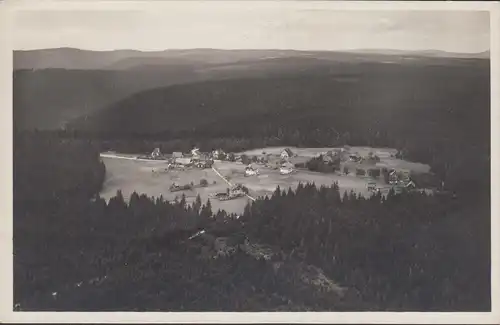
[14,128,490,311]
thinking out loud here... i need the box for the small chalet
[281,148,294,160]
[151,147,161,158]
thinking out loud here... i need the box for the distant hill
[14,48,323,70]
[345,49,490,59]
[12,57,385,130]
[67,60,490,146]
[14,47,489,71]
[13,69,194,130]
[14,48,489,130]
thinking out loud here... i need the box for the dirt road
[211,166,256,202]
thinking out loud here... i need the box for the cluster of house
[274,148,296,175]
[210,184,248,201]
[317,148,380,165]
[388,169,416,188]
[144,147,232,169]
[146,146,298,175]
[367,169,416,193]
[243,148,296,177]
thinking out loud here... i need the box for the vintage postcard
[1,0,498,323]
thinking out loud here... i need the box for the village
[100,145,425,207]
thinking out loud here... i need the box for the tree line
[13,122,490,311]
[53,117,490,199]
[242,182,491,311]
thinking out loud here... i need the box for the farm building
[281,148,294,160]
[245,164,259,176]
[212,149,227,160]
[195,159,213,169]
[280,162,294,175]
[151,147,161,158]
[388,169,412,185]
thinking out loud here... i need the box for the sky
[12,4,491,53]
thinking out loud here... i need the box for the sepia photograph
[2,0,499,322]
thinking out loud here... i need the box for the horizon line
[13,46,491,56]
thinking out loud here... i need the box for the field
[239,146,431,174]
[100,146,432,214]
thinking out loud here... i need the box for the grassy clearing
[100,146,432,214]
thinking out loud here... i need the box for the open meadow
[100,146,432,214]
[238,146,431,174]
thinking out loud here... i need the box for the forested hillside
[14,48,488,131]
[13,51,491,311]
[60,58,490,198]
[242,184,490,311]
[14,133,490,311]
[13,69,202,130]
[69,61,489,139]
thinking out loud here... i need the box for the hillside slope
[15,47,489,70]
[14,48,488,131]
[13,69,202,130]
[68,60,490,146]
